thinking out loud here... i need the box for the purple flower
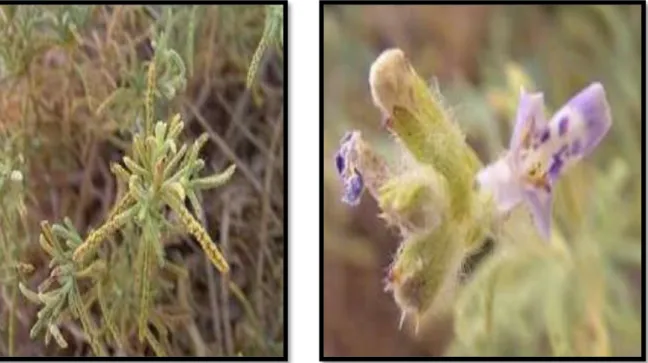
[342,172,364,206]
[477,83,612,239]
[335,131,365,206]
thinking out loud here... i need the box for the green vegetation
[324,4,640,357]
[0,5,284,357]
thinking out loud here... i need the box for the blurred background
[0,5,283,357]
[323,4,642,357]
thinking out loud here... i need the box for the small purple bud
[335,130,366,207]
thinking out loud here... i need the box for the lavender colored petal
[476,157,524,213]
[341,171,364,206]
[510,90,547,153]
[559,82,612,157]
[522,188,553,240]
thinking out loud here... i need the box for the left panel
[0,3,287,358]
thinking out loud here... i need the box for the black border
[0,1,288,361]
[319,1,646,361]
[283,1,289,361]
[319,2,325,360]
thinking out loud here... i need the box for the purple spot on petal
[340,131,353,144]
[335,152,345,175]
[548,155,564,179]
[558,116,569,136]
[538,129,550,143]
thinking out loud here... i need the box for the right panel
[321,3,643,359]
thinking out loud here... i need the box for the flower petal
[510,89,547,153]
[476,156,524,213]
[548,82,612,159]
[522,188,552,240]
[485,83,611,240]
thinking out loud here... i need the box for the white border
[289,1,320,362]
